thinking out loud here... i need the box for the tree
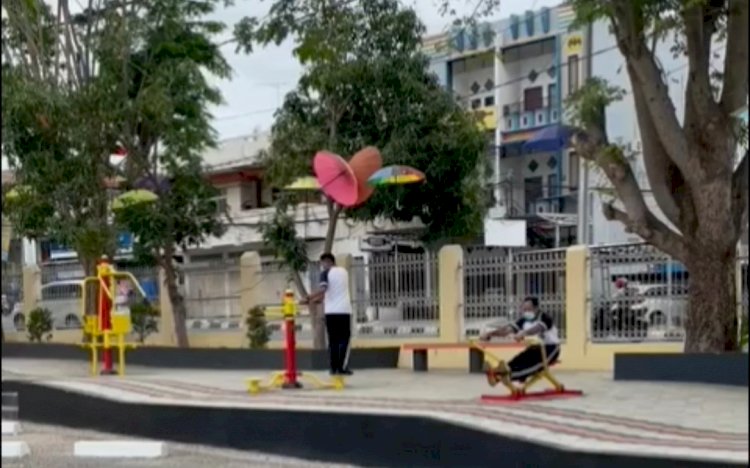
[236,0,489,347]
[2,0,231,348]
[567,0,748,352]
[2,0,123,274]
[107,0,231,348]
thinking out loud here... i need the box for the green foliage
[259,197,309,273]
[27,307,53,343]
[130,302,160,344]
[741,314,749,351]
[246,306,271,349]
[565,77,626,129]
[2,0,231,275]
[238,0,489,254]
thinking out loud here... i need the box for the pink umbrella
[313,151,359,207]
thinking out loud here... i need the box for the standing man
[305,253,353,376]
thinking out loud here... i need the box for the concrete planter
[1,343,399,371]
[614,352,749,387]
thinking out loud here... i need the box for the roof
[202,132,271,173]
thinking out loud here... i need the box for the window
[548,83,557,104]
[568,151,579,188]
[568,55,580,94]
[240,181,260,211]
[471,98,481,109]
[523,86,543,112]
[483,95,495,107]
[41,284,82,301]
[537,112,544,124]
[213,188,228,214]
[522,116,528,126]
[506,119,513,129]
[547,174,556,197]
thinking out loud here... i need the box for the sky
[1,0,561,173]
[207,0,561,140]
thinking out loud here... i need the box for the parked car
[36,280,85,330]
[32,279,135,331]
[629,284,688,330]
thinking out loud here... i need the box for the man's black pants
[325,313,351,373]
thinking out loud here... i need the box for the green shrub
[740,314,748,352]
[130,302,159,343]
[27,307,53,343]
[246,306,270,349]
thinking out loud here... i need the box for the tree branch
[732,150,748,233]
[573,128,686,263]
[602,203,687,261]
[629,68,683,228]
[610,0,691,176]
[720,0,749,113]
[682,0,721,119]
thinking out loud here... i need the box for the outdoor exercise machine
[80,256,145,376]
[246,289,345,395]
[471,338,583,403]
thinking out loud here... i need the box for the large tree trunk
[161,248,189,348]
[684,246,738,352]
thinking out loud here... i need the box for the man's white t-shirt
[319,266,352,315]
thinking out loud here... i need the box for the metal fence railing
[589,243,688,342]
[349,252,439,337]
[463,247,566,339]
[183,259,240,320]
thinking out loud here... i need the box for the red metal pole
[98,261,115,375]
[281,290,301,389]
[282,318,300,388]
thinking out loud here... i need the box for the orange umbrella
[349,146,382,206]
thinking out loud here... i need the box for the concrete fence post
[565,245,589,364]
[438,245,464,343]
[239,251,263,328]
[155,268,176,346]
[22,265,41,316]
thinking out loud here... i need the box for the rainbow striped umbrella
[367,165,425,186]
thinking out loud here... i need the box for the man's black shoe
[339,369,353,376]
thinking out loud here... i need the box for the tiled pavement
[2,358,748,464]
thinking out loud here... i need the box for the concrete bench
[402,342,524,373]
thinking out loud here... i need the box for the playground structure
[472,338,583,403]
[80,256,146,376]
[246,289,345,394]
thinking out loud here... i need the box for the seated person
[479,296,561,387]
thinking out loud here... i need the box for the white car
[628,284,688,330]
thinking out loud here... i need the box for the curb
[1,421,20,435]
[1,441,30,458]
[73,440,167,458]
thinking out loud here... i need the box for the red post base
[282,318,301,390]
[100,348,116,375]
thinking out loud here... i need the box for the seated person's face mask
[522,310,536,320]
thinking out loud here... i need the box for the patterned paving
[3,359,748,464]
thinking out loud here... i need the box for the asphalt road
[2,422,358,468]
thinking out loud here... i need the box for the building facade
[424,5,586,248]
[423,4,702,248]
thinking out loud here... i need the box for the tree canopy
[2,0,232,347]
[237,0,490,246]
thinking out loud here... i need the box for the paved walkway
[2,358,748,464]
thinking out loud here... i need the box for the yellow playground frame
[245,291,346,395]
[470,337,582,401]
[80,258,147,376]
